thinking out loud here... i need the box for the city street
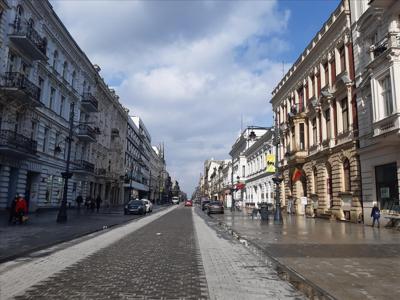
[0,205,304,299]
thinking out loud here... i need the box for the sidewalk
[0,204,170,263]
[210,209,400,300]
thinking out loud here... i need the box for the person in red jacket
[15,194,28,225]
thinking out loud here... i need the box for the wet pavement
[1,206,304,299]
[210,209,400,299]
[0,204,170,262]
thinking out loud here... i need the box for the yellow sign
[266,154,275,173]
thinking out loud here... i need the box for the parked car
[124,199,146,215]
[207,201,224,214]
[201,200,210,211]
[172,196,180,204]
[184,200,193,207]
[141,199,153,213]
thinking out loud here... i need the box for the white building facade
[243,129,275,208]
[350,0,400,224]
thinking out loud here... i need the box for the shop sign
[265,154,275,173]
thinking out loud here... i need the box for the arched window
[62,61,68,78]
[343,159,351,192]
[52,50,58,70]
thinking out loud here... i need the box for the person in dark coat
[371,204,380,228]
[90,197,96,212]
[96,195,102,213]
[8,195,18,224]
[85,196,91,211]
[76,195,83,212]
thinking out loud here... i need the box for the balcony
[81,93,98,112]
[76,124,96,142]
[8,23,47,61]
[0,130,37,157]
[335,129,355,146]
[72,160,95,174]
[286,145,308,164]
[373,113,400,138]
[0,72,42,107]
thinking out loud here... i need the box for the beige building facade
[271,0,362,222]
[351,0,400,225]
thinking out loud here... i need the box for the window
[43,127,49,152]
[242,165,245,177]
[38,77,44,102]
[312,118,317,145]
[342,99,349,132]
[49,87,55,110]
[380,75,393,117]
[52,50,58,71]
[325,109,331,140]
[71,71,76,89]
[31,121,37,140]
[330,58,336,83]
[339,46,346,73]
[54,132,60,155]
[60,96,65,117]
[324,63,329,86]
[375,163,399,209]
[310,75,314,97]
[316,73,321,98]
[298,87,304,112]
[62,61,68,78]
[291,125,295,152]
[343,159,351,192]
[299,123,305,150]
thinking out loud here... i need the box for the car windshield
[210,202,220,205]
[128,200,142,205]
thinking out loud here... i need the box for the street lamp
[273,119,283,224]
[57,102,75,223]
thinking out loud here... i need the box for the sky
[51,0,339,196]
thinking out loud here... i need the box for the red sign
[235,183,245,190]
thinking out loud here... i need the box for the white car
[141,199,153,213]
[172,197,179,204]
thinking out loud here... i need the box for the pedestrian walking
[85,196,91,211]
[15,194,28,225]
[96,195,102,213]
[76,195,83,212]
[371,205,380,228]
[90,197,96,212]
[8,195,18,224]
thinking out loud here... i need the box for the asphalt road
[1,205,303,299]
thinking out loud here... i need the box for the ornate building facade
[271,0,362,222]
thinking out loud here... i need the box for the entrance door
[375,163,399,210]
[7,168,18,207]
[26,171,40,211]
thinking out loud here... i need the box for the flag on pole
[292,168,302,183]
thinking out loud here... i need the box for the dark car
[207,201,224,214]
[201,200,210,211]
[124,199,146,215]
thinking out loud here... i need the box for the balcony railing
[0,129,37,155]
[76,124,96,142]
[81,92,98,112]
[9,22,47,60]
[72,160,95,173]
[0,72,41,105]
[373,113,400,137]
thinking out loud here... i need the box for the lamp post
[129,163,134,202]
[273,120,283,224]
[57,102,75,223]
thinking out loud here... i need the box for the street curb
[209,214,337,300]
[0,205,172,264]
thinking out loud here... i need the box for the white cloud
[51,0,290,194]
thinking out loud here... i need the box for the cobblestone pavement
[0,205,169,262]
[193,209,305,300]
[3,206,209,300]
[1,205,307,299]
[211,209,400,299]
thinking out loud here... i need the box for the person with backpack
[371,204,380,228]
